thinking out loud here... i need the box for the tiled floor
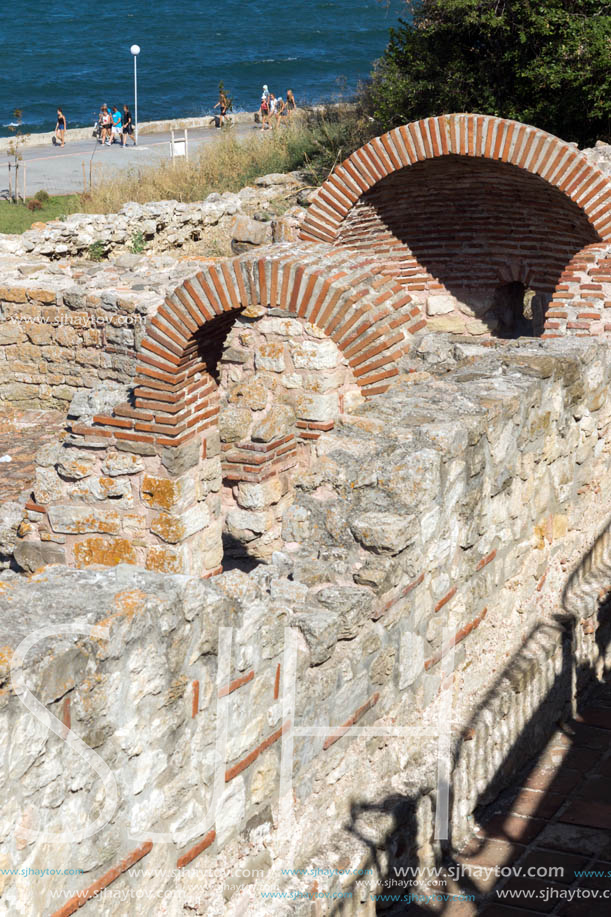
[0,410,65,502]
[406,682,611,915]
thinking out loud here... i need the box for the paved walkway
[410,680,611,915]
[0,121,256,197]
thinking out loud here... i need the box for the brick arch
[300,114,611,245]
[40,248,423,576]
[132,245,425,436]
[544,242,611,339]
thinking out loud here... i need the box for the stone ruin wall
[1,114,611,913]
[2,338,611,915]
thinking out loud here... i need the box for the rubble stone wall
[2,338,611,915]
[14,244,425,575]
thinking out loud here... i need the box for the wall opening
[334,156,600,336]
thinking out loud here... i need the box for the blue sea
[0,0,403,137]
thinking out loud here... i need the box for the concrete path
[0,121,258,198]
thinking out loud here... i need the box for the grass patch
[0,194,81,234]
[83,108,376,214]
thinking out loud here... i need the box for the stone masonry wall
[2,339,611,915]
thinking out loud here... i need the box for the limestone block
[150,504,210,544]
[290,338,340,370]
[47,505,121,535]
[236,477,285,510]
[141,473,196,513]
[0,324,26,345]
[219,405,252,443]
[294,391,339,423]
[72,536,137,568]
[251,404,295,443]
[34,467,64,504]
[145,545,185,574]
[350,511,417,554]
[159,438,201,475]
[315,585,374,640]
[14,539,66,572]
[231,215,272,249]
[101,451,145,476]
[228,375,273,411]
[226,508,273,540]
[56,449,95,481]
[292,608,340,665]
[88,475,133,503]
[258,317,304,337]
[255,341,285,372]
[425,314,467,334]
[426,294,456,316]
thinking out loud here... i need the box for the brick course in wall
[544,241,611,339]
[300,114,611,337]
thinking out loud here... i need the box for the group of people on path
[96,104,136,146]
[259,86,296,129]
[53,104,135,147]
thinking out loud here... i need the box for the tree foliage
[366,0,610,145]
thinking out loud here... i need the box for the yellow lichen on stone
[73,536,137,568]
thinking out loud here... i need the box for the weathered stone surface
[219,406,252,443]
[14,539,65,571]
[236,477,284,510]
[73,536,138,567]
[150,504,210,544]
[251,405,295,443]
[290,339,340,370]
[47,505,121,535]
[350,511,417,554]
[292,608,340,665]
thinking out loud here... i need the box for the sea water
[0,0,403,137]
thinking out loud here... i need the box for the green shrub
[88,241,106,262]
[130,231,146,254]
[34,189,50,203]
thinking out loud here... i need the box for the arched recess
[300,114,611,336]
[21,247,423,577]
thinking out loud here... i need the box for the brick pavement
[0,410,65,502]
[407,681,611,915]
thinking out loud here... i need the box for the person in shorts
[121,105,135,146]
[110,106,122,144]
[99,105,112,144]
[55,107,67,146]
[214,88,230,127]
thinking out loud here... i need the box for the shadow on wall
[329,515,611,915]
[336,156,600,339]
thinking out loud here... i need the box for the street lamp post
[130,44,140,146]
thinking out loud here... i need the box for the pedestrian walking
[214,86,230,127]
[260,85,271,130]
[286,89,297,120]
[121,105,136,146]
[110,106,122,144]
[55,107,67,146]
